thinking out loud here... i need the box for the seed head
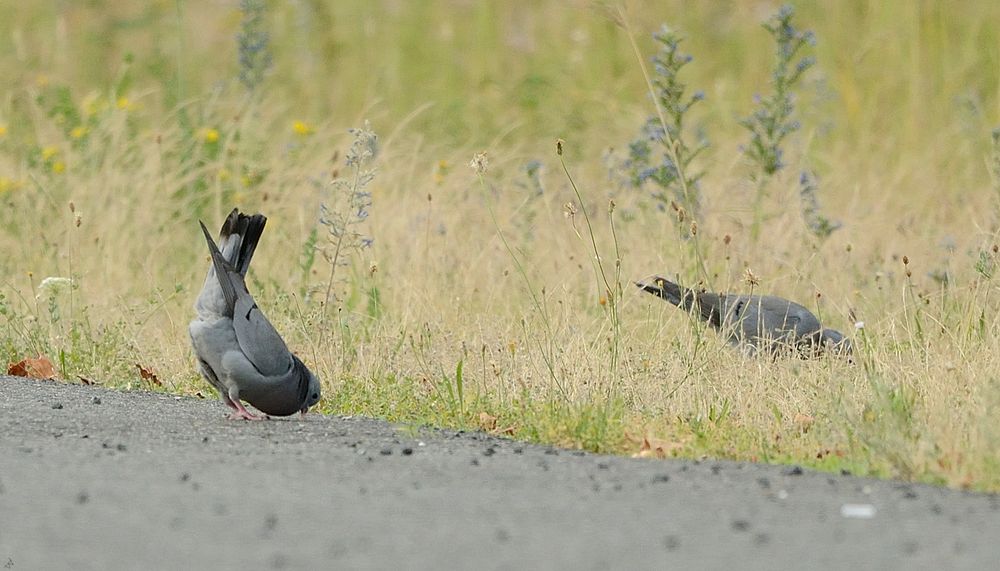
[744,267,759,287]
[556,139,564,156]
[469,152,489,175]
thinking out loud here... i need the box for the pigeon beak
[300,407,309,417]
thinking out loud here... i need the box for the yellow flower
[41,146,59,161]
[292,120,313,136]
[51,161,66,174]
[433,159,449,184]
[0,177,21,195]
[217,168,231,182]
[116,96,131,110]
[81,93,104,117]
[200,128,220,144]
[70,126,88,139]
[0,124,7,138]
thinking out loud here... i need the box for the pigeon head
[819,328,852,358]
[302,366,322,414]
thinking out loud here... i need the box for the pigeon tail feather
[218,208,267,276]
[200,221,239,317]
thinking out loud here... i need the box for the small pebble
[380,448,392,456]
[51,403,63,410]
[840,504,877,519]
[401,447,413,456]
[92,397,101,405]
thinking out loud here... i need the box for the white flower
[854,321,865,330]
[37,276,72,297]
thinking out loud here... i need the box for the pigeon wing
[231,292,293,377]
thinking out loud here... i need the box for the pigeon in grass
[190,209,321,420]
[636,275,852,359]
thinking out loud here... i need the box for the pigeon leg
[225,387,264,420]
[227,399,264,421]
[220,392,239,411]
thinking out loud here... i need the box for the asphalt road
[1,375,998,570]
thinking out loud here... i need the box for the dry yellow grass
[0,1,998,490]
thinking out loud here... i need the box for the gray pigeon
[636,275,851,358]
[189,209,321,419]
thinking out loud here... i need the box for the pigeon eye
[311,393,319,400]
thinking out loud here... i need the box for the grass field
[2,1,1000,491]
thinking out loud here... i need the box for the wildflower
[0,124,7,138]
[744,267,759,287]
[70,126,88,140]
[292,120,313,136]
[616,25,706,224]
[434,159,449,184]
[563,202,577,219]
[116,96,131,110]
[237,0,272,91]
[346,122,378,166]
[41,146,59,162]
[799,171,841,239]
[469,151,489,175]
[200,128,220,144]
[0,177,20,195]
[217,168,231,182]
[854,321,865,330]
[37,276,73,297]
[81,93,104,117]
[741,5,815,179]
[51,161,66,174]
[317,122,378,305]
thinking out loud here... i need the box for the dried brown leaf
[135,363,162,386]
[7,355,58,380]
[478,412,498,432]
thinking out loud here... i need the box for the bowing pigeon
[189,209,321,419]
[636,275,851,358]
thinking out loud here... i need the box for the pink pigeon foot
[227,400,264,421]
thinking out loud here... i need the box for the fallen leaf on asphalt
[7,355,58,379]
[135,363,162,386]
[77,375,95,385]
